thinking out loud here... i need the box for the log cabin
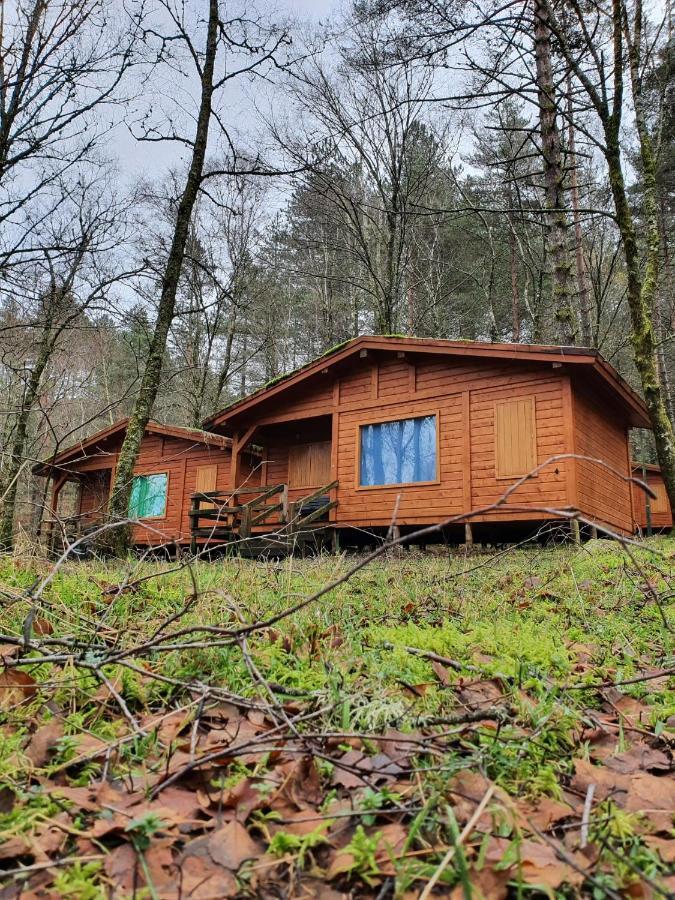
[34,418,260,548]
[631,462,673,533]
[201,336,655,546]
[34,337,667,552]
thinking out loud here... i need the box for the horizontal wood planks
[69,432,260,545]
[572,386,632,533]
[631,469,673,530]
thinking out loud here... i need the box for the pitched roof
[33,418,231,476]
[204,335,651,429]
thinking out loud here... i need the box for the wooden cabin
[200,336,652,544]
[631,462,673,532]
[34,418,260,547]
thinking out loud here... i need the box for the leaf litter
[0,542,673,897]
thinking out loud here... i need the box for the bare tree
[0,0,140,266]
[0,173,132,548]
[106,0,289,551]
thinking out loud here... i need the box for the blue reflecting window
[360,415,437,486]
[128,473,168,518]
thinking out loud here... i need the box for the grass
[0,536,673,896]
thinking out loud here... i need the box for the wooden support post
[464,522,474,550]
[287,500,297,536]
[570,519,581,544]
[45,474,68,553]
[590,525,598,540]
[240,504,252,539]
[281,484,289,523]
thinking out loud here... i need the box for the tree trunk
[0,329,54,550]
[106,0,219,552]
[605,135,675,512]
[533,0,575,344]
[566,73,593,345]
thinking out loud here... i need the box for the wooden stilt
[464,522,474,550]
[570,519,581,544]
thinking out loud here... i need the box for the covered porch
[189,414,338,551]
[40,465,112,551]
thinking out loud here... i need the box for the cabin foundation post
[570,519,581,544]
[464,522,474,550]
[589,525,598,540]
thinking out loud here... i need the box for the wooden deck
[188,480,338,555]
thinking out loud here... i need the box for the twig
[580,783,595,849]
[419,784,495,899]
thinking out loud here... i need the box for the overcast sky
[110,0,339,186]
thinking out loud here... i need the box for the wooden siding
[238,355,574,528]
[631,467,673,530]
[71,431,260,545]
[78,471,110,523]
[288,441,331,487]
[572,385,632,533]
[213,349,644,535]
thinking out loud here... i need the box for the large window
[360,415,437,487]
[128,473,168,518]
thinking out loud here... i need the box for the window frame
[355,408,441,491]
[494,397,538,480]
[128,471,170,520]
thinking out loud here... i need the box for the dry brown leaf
[180,854,238,898]
[32,618,53,636]
[456,678,504,709]
[644,836,675,863]
[603,744,670,775]
[449,866,512,900]
[519,840,584,889]
[208,820,262,870]
[0,668,37,708]
[24,722,63,767]
[431,660,452,686]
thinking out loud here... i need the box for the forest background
[1,0,674,544]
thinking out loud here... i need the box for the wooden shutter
[195,464,218,509]
[288,441,331,487]
[494,398,537,478]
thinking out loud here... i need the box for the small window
[360,415,436,486]
[495,398,537,478]
[128,473,168,518]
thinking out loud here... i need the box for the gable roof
[205,335,651,430]
[33,418,231,476]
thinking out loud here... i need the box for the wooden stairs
[189,481,338,556]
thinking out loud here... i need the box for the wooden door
[288,441,331,487]
[195,464,218,508]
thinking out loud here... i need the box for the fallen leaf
[603,744,670,775]
[208,820,261,870]
[519,840,584,889]
[431,660,451,686]
[0,668,37,708]
[32,618,53,635]
[180,854,237,898]
[24,722,63,767]
[644,836,675,863]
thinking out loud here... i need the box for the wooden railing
[189,484,287,543]
[189,480,338,549]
